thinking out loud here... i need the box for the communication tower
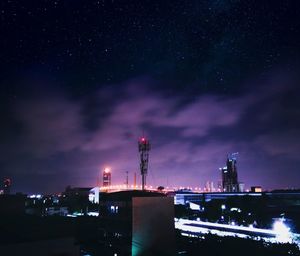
[3,178,11,195]
[138,136,151,190]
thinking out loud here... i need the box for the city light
[175,218,298,245]
[104,167,110,173]
[273,219,291,243]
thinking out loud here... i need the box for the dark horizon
[1,0,300,194]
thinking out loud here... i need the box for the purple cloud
[5,74,300,193]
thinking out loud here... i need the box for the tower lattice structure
[138,136,151,190]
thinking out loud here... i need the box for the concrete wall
[132,196,175,256]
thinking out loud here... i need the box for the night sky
[1,0,300,193]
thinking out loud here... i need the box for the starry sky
[1,0,300,193]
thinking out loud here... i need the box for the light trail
[175,218,300,246]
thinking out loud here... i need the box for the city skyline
[1,1,300,193]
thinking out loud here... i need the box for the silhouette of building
[99,190,175,255]
[0,194,25,215]
[221,153,239,192]
[3,178,11,195]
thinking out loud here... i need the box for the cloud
[83,83,247,155]
[4,72,300,192]
[255,130,300,158]
[16,96,85,157]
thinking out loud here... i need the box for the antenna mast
[138,135,151,190]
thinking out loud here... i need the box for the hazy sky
[1,0,300,193]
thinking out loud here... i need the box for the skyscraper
[221,153,239,192]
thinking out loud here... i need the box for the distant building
[64,186,92,197]
[3,178,11,195]
[205,181,214,192]
[239,182,245,192]
[89,187,100,204]
[217,180,223,192]
[173,191,203,205]
[221,153,240,192]
[45,206,68,216]
[251,186,262,193]
[63,186,92,214]
[103,168,111,187]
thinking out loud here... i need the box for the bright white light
[189,202,201,211]
[221,204,226,210]
[29,194,43,199]
[273,220,291,243]
[175,218,298,246]
[104,167,110,173]
[88,193,95,202]
[66,214,77,218]
[87,211,99,217]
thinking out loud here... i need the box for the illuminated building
[3,178,11,195]
[174,191,203,205]
[205,181,214,192]
[251,186,262,193]
[103,168,111,187]
[138,136,151,190]
[221,153,239,192]
[217,180,223,192]
[89,187,100,204]
[238,182,245,192]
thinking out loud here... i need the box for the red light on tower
[3,178,11,195]
[140,137,146,143]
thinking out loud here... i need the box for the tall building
[103,168,111,187]
[3,178,11,195]
[98,191,174,255]
[221,153,239,192]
